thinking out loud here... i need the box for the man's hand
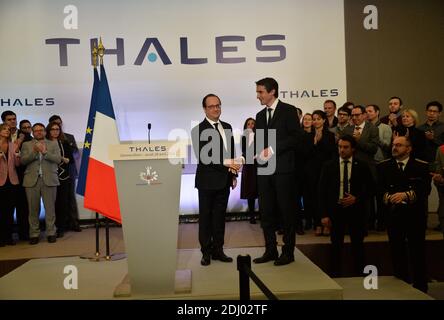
[388,113,398,127]
[232,177,237,189]
[431,172,444,185]
[339,193,357,207]
[223,158,242,172]
[389,192,407,204]
[259,147,272,162]
[352,129,361,141]
[425,131,434,140]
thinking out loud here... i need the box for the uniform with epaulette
[377,157,431,293]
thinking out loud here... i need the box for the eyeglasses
[351,113,362,117]
[206,104,221,110]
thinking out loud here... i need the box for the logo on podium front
[138,166,161,185]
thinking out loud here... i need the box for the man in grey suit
[21,123,61,244]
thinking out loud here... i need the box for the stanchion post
[105,218,110,260]
[95,212,100,257]
[237,255,251,301]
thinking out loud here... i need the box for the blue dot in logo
[148,53,157,62]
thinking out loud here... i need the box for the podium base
[80,253,126,262]
[114,269,192,298]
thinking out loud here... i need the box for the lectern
[110,141,186,296]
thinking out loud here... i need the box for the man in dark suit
[380,96,403,128]
[191,94,240,266]
[319,135,374,277]
[343,105,379,230]
[252,77,301,266]
[377,136,431,293]
[48,115,81,232]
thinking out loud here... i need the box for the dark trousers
[67,178,80,228]
[257,173,297,256]
[15,185,29,239]
[198,188,230,255]
[0,183,18,243]
[387,214,428,292]
[55,179,71,232]
[330,205,366,277]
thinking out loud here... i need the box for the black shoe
[274,254,294,266]
[29,237,39,245]
[212,252,233,262]
[253,251,278,264]
[56,231,64,238]
[201,254,211,266]
[71,225,82,232]
[47,235,57,243]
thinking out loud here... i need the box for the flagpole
[80,41,106,261]
[95,37,125,262]
[95,212,100,257]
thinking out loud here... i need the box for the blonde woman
[0,124,20,246]
[393,109,426,161]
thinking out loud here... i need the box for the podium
[109,141,187,296]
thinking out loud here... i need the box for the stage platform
[0,247,343,300]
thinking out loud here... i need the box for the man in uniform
[377,136,431,293]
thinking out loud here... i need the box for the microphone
[147,123,151,144]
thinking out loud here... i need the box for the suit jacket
[343,121,379,164]
[0,141,20,186]
[64,132,79,178]
[21,139,61,187]
[192,118,235,190]
[255,100,301,174]
[318,157,374,219]
[377,157,431,220]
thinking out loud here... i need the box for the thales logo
[45,35,286,67]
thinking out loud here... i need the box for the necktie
[343,160,349,195]
[214,123,224,150]
[267,108,272,127]
[398,162,404,172]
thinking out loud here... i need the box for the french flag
[84,64,121,223]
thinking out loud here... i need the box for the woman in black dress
[240,118,258,224]
[303,110,337,236]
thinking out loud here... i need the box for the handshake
[223,158,244,175]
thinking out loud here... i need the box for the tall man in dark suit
[320,135,374,276]
[191,94,240,266]
[48,115,81,232]
[377,136,431,293]
[252,77,301,266]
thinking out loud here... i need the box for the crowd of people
[0,111,81,246]
[2,83,443,294]
[192,77,443,294]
